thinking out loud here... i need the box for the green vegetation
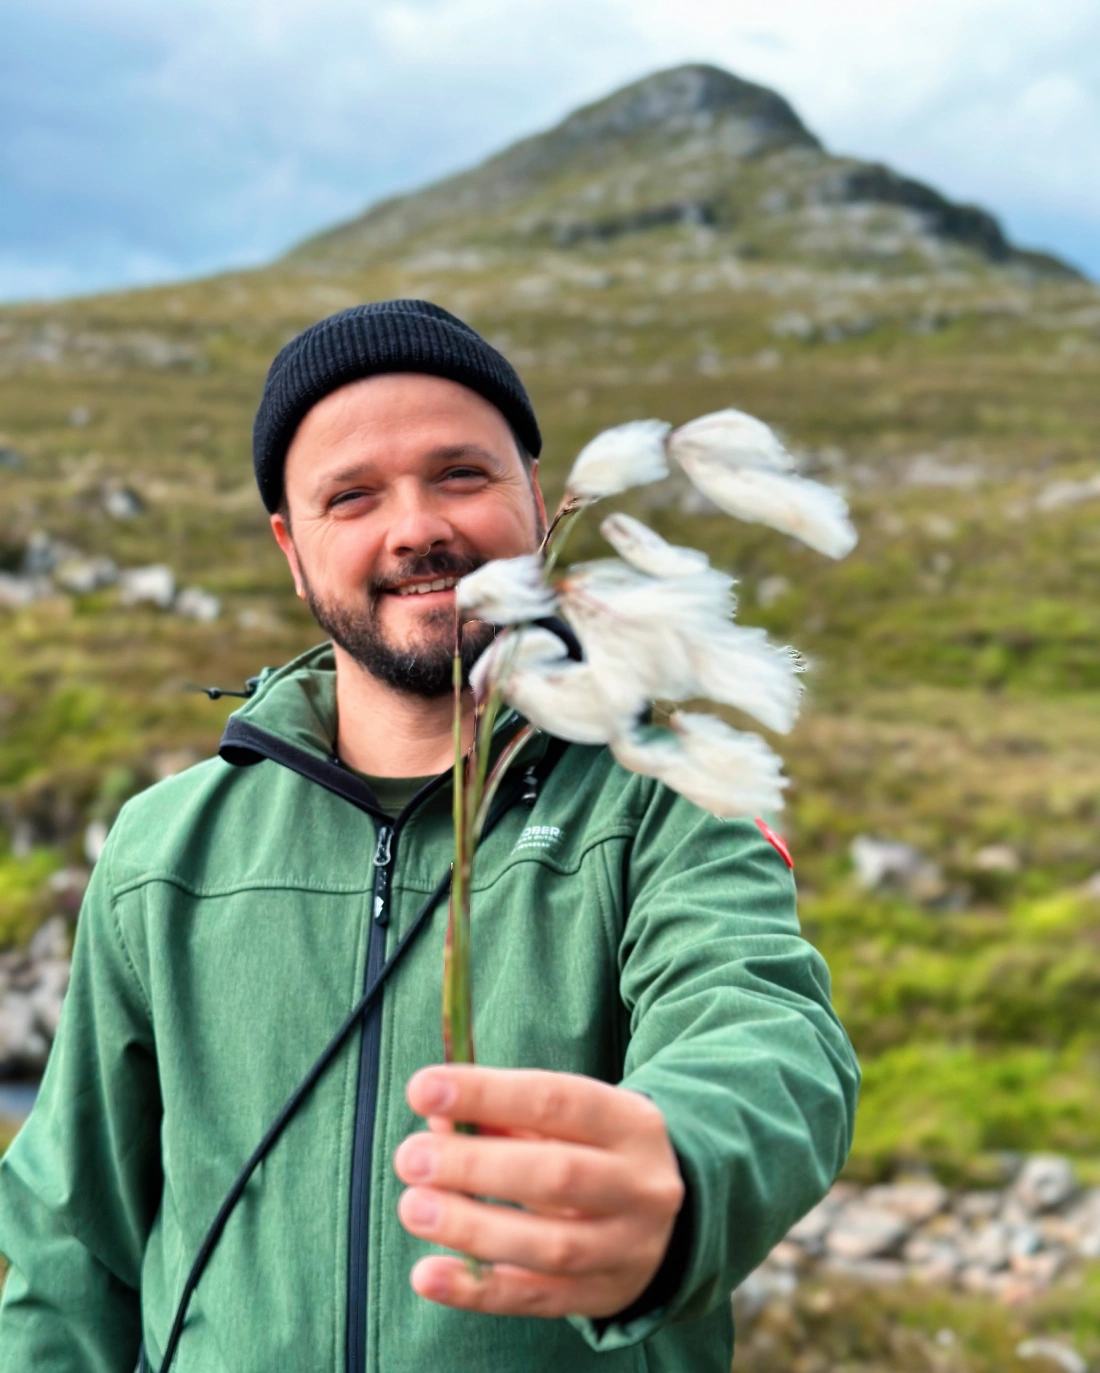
[0,70,1098,1201]
[0,849,63,948]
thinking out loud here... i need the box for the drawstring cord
[183,677,261,701]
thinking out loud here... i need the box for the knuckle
[545,1228,587,1275]
[517,1281,556,1318]
[649,1170,686,1217]
[447,1207,479,1255]
[532,1080,569,1132]
[445,1142,479,1194]
[546,1153,582,1203]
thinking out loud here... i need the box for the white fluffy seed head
[669,408,796,474]
[610,712,788,818]
[455,554,558,624]
[470,625,625,743]
[469,626,567,700]
[687,623,803,734]
[599,513,711,578]
[565,419,671,501]
[673,464,857,560]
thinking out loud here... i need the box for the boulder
[850,835,946,902]
[174,586,221,622]
[959,1220,1009,1272]
[54,556,118,594]
[28,916,69,963]
[866,1181,947,1224]
[824,1204,911,1260]
[1035,474,1100,512]
[1062,1188,1100,1258]
[119,565,175,609]
[0,573,50,608]
[1013,1155,1078,1213]
[0,994,48,1073]
[103,486,144,519]
[21,530,76,576]
[47,866,90,916]
[972,843,1022,874]
[84,819,109,865]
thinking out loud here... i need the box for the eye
[442,466,487,482]
[330,489,371,508]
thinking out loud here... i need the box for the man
[0,300,859,1371]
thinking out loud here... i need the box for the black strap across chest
[144,729,566,1373]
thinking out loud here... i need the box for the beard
[297,547,496,699]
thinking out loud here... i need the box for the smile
[392,577,459,597]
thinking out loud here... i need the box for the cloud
[1,0,1098,301]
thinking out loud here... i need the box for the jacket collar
[217,641,545,816]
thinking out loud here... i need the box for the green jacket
[0,642,859,1372]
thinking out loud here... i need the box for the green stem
[472,724,536,844]
[541,504,585,577]
[444,631,474,1066]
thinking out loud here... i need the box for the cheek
[307,526,380,588]
[462,491,541,555]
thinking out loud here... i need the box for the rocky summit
[292,63,1078,279]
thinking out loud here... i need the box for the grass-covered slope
[0,64,1098,1185]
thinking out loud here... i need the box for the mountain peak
[554,63,820,151]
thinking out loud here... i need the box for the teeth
[395,577,458,596]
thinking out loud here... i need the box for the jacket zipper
[347,820,394,1373]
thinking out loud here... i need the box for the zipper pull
[372,825,393,870]
[372,824,393,926]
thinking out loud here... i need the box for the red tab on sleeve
[755,818,793,869]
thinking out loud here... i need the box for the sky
[2,0,1099,303]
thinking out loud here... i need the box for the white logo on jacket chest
[513,824,564,852]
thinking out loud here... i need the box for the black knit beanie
[252,299,542,513]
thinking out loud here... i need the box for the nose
[385,480,455,559]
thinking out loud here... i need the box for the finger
[410,1257,622,1319]
[397,1186,630,1276]
[394,1132,636,1216]
[407,1065,659,1149]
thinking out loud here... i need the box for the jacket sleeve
[571,786,860,1351]
[0,823,162,1372]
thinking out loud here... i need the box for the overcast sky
[3,0,1098,303]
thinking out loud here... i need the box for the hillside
[291,64,1081,280]
[0,62,1099,1214]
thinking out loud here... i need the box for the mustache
[370,549,485,596]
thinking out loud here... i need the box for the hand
[393,1064,685,1319]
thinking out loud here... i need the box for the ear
[270,512,306,599]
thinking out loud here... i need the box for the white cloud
[1,0,1098,301]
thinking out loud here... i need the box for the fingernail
[399,1140,434,1183]
[412,1260,449,1299]
[416,1073,457,1113]
[404,1192,441,1228]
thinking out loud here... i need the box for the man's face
[271,372,547,698]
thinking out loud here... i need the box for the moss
[0,849,64,948]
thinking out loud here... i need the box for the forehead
[285,372,516,481]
